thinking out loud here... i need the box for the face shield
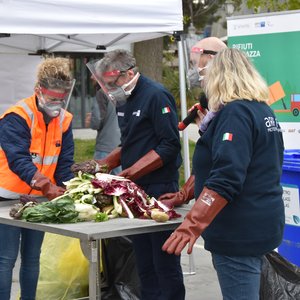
[86,59,137,107]
[37,78,76,118]
[187,47,217,89]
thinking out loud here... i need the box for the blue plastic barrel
[278,150,300,267]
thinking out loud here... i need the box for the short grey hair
[96,49,137,75]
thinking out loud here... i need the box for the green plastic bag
[36,233,89,300]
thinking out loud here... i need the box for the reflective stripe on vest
[31,154,59,165]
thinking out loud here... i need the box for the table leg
[81,239,101,300]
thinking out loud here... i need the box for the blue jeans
[94,150,122,175]
[0,224,44,300]
[212,253,263,300]
[129,182,185,300]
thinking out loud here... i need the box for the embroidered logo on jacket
[264,117,281,132]
[222,132,233,141]
[162,106,171,114]
[132,110,141,117]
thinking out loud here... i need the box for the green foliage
[182,0,226,31]
[162,54,200,119]
[246,0,300,12]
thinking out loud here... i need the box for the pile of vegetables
[9,172,181,224]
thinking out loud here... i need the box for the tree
[246,0,300,12]
[182,0,226,32]
[133,38,164,83]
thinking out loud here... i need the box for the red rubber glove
[162,187,227,255]
[118,150,163,181]
[30,171,65,200]
[158,175,195,207]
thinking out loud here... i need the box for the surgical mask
[108,73,139,106]
[187,66,207,89]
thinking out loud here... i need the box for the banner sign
[227,10,300,149]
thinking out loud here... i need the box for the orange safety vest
[0,94,72,199]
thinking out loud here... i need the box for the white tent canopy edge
[0,0,183,54]
[0,0,191,183]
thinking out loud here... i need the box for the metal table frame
[0,200,187,299]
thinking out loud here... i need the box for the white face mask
[107,73,139,107]
[37,89,65,118]
[187,66,207,89]
[42,101,64,117]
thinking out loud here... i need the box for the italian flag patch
[162,106,171,114]
[222,132,233,141]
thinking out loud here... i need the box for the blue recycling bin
[278,150,300,267]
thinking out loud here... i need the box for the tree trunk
[133,37,163,83]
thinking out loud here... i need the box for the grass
[74,139,96,162]
[74,138,196,187]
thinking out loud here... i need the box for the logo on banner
[255,21,266,28]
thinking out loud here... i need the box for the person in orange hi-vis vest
[0,57,75,300]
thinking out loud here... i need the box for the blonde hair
[204,48,269,112]
[36,57,72,88]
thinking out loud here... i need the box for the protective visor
[189,47,218,69]
[86,59,134,106]
[187,47,218,89]
[37,78,76,118]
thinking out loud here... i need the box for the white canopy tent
[0,0,191,179]
[0,0,194,280]
[0,0,182,54]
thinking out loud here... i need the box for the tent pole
[177,34,190,182]
[177,33,196,276]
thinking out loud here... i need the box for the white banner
[227,10,300,37]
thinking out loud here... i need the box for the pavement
[11,124,223,299]
[11,238,222,300]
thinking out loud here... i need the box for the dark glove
[118,150,163,181]
[162,187,227,255]
[158,175,195,207]
[71,147,121,175]
[71,159,102,174]
[20,194,38,205]
[30,171,65,200]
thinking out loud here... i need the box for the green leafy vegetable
[22,197,79,223]
[94,212,109,222]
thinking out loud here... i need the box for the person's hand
[158,175,195,208]
[188,103,207,127]
[158,191,186,208]
[44,184,66,200]
[71,160,101,175]
[118,167,137,181]
[30,171,66,200]
[162,187,227,256]
[117,150,163,181]
[162,223,197,255]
